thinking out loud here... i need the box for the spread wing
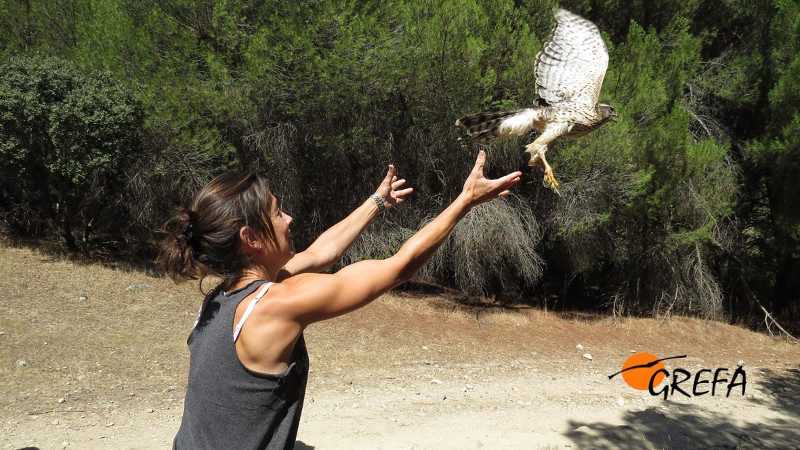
[535,9,609,108]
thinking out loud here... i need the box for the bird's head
[599,104,618,123]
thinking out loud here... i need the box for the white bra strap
[233,282,274,342]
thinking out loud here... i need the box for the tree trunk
[61,207,79,252]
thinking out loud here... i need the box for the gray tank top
[174,280,309,450]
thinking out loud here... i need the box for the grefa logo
[608,353,747,399]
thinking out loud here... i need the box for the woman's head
[158,171,281,290]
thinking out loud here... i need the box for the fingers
[472,151,487,174]
[377,163,415,209]
[382,165,396,184]
[394,187,414,200]
[461,150,523,204]
[471,151,521,184]
[492,173,521,198]
[477,151,521,191]
[497,171,523,186]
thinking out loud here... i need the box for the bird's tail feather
[455,108,533,144]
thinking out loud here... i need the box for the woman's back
[173,280,309,450]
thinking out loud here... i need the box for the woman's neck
[229,268,275,291]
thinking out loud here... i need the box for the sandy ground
[1,243,799,449]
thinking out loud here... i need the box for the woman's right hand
[459,151,522,208]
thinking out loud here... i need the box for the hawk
[456,8,617,195]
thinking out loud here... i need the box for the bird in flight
[456,8,618,195]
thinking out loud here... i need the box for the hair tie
[182,223,194,241]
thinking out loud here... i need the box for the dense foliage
[0,55,143,252]
[1,0,797,327]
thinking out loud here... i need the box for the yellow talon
[542,166,560,195]
[528,148,560,195]
[525,143,561,195]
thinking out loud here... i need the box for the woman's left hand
[374,165,413,210]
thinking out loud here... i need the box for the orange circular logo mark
[622,353,666,390]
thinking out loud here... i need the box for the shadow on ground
[566,368,800,449]
[4,235,162,275]
[749,367,800,416]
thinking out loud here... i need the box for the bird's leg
[525,143,560,195]
[539,152,560,195]
[525,143,544,167]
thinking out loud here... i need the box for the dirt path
[1,244,798,449]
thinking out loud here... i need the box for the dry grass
[0,243,196,416]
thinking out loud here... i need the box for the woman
[159,151,521,449]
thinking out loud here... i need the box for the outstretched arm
[279,165,413,280]
[274,151,521,325]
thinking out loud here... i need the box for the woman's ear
[239,226,261,252]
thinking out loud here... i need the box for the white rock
[617,397,625,406]
[431,379,443,385]
[583,353,593,361]
[125,283,152,291]
[576,344,584,350]
[738,360,745,367]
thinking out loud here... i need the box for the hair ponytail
[157,207,207,283]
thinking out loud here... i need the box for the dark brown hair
[157,172,277,291]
